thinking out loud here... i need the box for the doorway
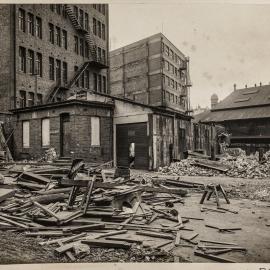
[60,113,72,157]
[116,122,148,169]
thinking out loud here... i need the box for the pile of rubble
[159,149,270,179]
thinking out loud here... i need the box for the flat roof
[10,99,115,113]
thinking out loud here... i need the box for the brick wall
[0,5,14,111]
[0,4,109,112]
[12,101,113,162]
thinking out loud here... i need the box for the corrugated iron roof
[200,105,270,123]
[213,84,270,111]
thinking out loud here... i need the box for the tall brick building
[110,33,192,113]
[0,4,109,112]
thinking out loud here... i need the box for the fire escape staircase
[65,4,108,69]
[45,5,108,104]
[45,62,90,103]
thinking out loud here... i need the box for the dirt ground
[0,171,269,264]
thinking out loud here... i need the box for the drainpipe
[13,4,17,109]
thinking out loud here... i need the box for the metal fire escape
[45,4,108,103]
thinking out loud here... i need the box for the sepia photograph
[0,0,269,267]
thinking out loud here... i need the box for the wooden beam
[82,239,132,249]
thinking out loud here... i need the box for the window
[165,61,169,71]
[28,92,34,106]
[63,62,67,84]
[22,121,30,148]
[98,74,102,92]
[97,20,101,38]
[73,6,78,18]
[56,4,61,15]
[18,8,25,32]
[49,57,54,80]
[62,6,66,17]
[85,70,89,89]
[169,49,173,58]
[49,23,54,44]
[91,117,100,146]
[94,73,97,91]
[56,59,61,83]
[85,13,89,31]
[97,47,101,61]
[50,4,55,12]
[165,45,169,56]
[79,9,84,27]
[35,17,42,38]
[74,66,79,87]
[93,18,97,35]
[74,36,78,53]
[28,49,34,74]
[79,38,84,56]
[19,46,26,73]
[101,4,106,15]
[36,53,42,77]
[19,90,26,108]
[166,76,170,86]
[85,42,89,58]
[37,94,43,105]
[56,27,61,47]
[41,118,50,147]
[27,13,34,35]
[102,76,106,93]
[62,30,67,49]
[102,49,106,63]
[102,23,105,40]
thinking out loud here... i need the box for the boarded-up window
[42,119,50,146]
[91,117,100,146]
[22,121,30,148]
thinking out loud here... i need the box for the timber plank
[82,239,131,249]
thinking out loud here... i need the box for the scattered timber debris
[0,159,247,263]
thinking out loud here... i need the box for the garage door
[116,122,149,170]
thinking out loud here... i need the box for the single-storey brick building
[11,99,114,163]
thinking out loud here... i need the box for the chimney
[211,94,219,109]
[233,83,236,91]
[255,83,257,87]
[260,82,262,86]
[245,84,247,88]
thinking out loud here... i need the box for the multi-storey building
[109,33,192,113]
[0,4,109,112]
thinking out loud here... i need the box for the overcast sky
[109,1,270,108]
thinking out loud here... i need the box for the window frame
[19,46,26,73]
[91,117,100,146]
[55,26,61,47]
[22,120,30,148]
[62,29,67,49]
[36,52,42,77]
[28,49,34,75]
[49,57,55,80]
[41,118,50,147]
[49,23,54,44]
[27,12,34,36]
[18,8,26,32]
[35,16,42,39]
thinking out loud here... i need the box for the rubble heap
[159,150,270,179]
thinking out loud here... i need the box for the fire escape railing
[65,4,98,62]
[45,5,107,104]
